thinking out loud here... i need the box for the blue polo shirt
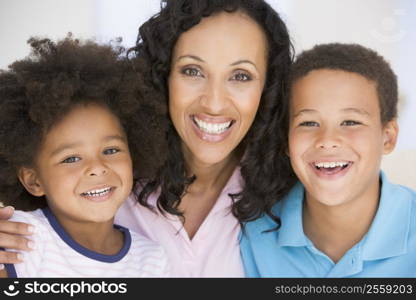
[240,171,416,277]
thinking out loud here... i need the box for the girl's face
[168,11,267,167]
[19,103,133,228]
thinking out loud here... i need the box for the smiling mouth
[81,187,114,197]
[191,115,235,135]
[312,161,353,175]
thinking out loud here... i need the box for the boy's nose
[315,129,341,149]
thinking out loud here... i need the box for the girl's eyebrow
[50,135,127,157]
[50,142,80,157]
[103,135,127,143]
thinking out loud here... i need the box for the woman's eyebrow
[230,59,257,70]
[176,55,205,63]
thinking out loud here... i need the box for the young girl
[0,36,170,277]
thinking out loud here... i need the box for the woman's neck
[302,180,380,263]
[178,147,242,239]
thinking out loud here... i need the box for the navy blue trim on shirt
[41,207,131,263]
[0,247,17,278]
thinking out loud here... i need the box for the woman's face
[168,11,267,167]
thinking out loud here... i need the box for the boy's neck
[55,215,124,255]
[302,178,381,263]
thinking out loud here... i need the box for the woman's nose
[199,77,229,114]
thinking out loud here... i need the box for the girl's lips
[190,115,235,143]
[309,162,353,180]
[80,187,115,202]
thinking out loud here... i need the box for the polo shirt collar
[274,182,309,247]
[361,171,411,260]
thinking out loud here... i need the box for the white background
[0,0,415,188]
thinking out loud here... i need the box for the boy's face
[288,69,398,207]
[20,103,133,226]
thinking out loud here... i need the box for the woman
[0,0,293,277]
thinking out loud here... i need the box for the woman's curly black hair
[130,0,296,227]
[0,35,168,211]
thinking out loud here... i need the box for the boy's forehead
[290,69,380,113]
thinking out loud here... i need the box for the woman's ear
[17,167,45,197]
[382,119,399,155]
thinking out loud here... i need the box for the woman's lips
[190,115,235,143]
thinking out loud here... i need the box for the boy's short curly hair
[289,43,398,124]
[0,36,168,210]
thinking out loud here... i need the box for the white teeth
[314,162,349,169]
[82,187,112,197]
[193,117,232,134]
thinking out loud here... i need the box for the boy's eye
[103,148,120,155]
[230,71,252,82]
[181,67,203,78]
[299,121,319,127]
[341,120,361,126]
[61,156,80,164]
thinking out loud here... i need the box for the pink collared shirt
[114,168,245,277]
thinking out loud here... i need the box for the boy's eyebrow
[50,135,127,157]
[341,108,371,116]
[292,109,317,118]
[292,108,371,118]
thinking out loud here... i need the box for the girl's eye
[103,148,120,155]
[299,121,319,127]
[181,67,203,77]
[231,72,252,82]
[341,120,361,126]
[61,157,80,164]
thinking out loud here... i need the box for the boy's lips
[190,114,235,142]
[309,160,354,180]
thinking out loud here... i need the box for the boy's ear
[382,119,399,155]
[17,167,45,197]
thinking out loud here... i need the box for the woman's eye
[231,72,252,82]
[61,157,80,164]
[182,67,203,77]
[299,121,319,127]
[103,148,120,155]
[341,120,361,126]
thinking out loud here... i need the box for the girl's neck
[55,215,124,255]
[302,180,380,263]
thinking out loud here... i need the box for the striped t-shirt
[4,207,170,277]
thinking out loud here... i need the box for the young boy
[240,43,416,277]
[0,36,170,277]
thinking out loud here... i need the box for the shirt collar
[274,181,309,247]
[361,171,412,260]
[275,171,413,260]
